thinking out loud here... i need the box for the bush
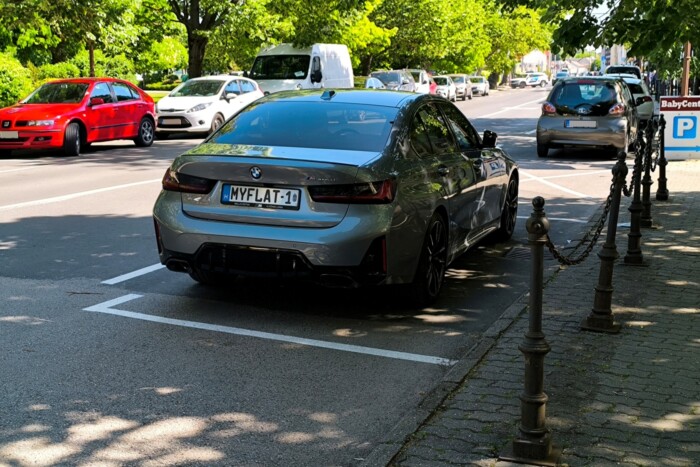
[143,81,180,91]
[38,62,81,80]
[0,53,34,107]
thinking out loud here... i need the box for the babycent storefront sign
[660,96,700,160]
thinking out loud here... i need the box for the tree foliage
[501,0,700,60]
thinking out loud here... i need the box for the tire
[537,142,548,158]
[493,176,519,242]
[134,118,155,147]
[63,122,81,156]
[519,82,526,88]
[462,94,466,101]
[468,93,472,100]
[410,213,448,307]
[209,114,225,135]
[188,267,230,286]
[540,81,546,87]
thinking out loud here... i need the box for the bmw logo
[250,166,262,179]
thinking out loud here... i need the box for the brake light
[162,169,217,194]
[308,179,397,204]
[608,103,625,116]
[542,102,556,115]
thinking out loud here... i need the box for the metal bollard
[500,197,560,466]
[656,115,669,201]
[640,126,655,227]
[625,135,645,265]
[582,157,626,333]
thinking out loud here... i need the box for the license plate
[222,184,300,210]
[0,131,19,139]
[565,120,597,128]
[162,118,181,125]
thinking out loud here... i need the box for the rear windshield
[550,82,618,115]
[606,66,641,79]
[211,101,397,152]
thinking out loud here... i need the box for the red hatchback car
[0,77,156,157]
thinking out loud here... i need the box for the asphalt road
[0,87,622,466]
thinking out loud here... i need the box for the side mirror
[224,93,238,101]
[311,69,322,84]
[243,71,249,78]
[89,97,105,106]
[482,130,497,148]
[636,96,652,106]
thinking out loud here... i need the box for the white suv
[155,75,264,138]
[525,72,549,87]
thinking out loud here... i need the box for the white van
[249,43,354,94]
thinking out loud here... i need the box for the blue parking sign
[674,116,697,139]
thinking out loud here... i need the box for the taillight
[308,179,397,204]
[542,102,556,115]
[162,168,217,194]
[608,103,625,116]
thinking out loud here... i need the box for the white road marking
[102,264,166,285]
[84,295,457,366]
[0,166,46,174]
[0,178,161,211]
[474,97,544,118]
[519,171,591,198]
[520,169,611,181]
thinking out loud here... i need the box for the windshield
[470,77,483,83]
[249,54,311,80]
[22,83,89,104]
[433,77,449,85]
[211,101,397,152]
[170,80,225,97]
[371,72,401,85]
[451,76,465,84]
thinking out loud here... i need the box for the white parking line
[0,178,161,211]
[519,170,591,198]
[102,264,166,285]
[83,295,458,366]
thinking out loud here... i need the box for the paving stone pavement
[374,160,700,466]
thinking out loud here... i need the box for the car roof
[604,73,640,82]
[558,76,622,85]
[258,88,426,107]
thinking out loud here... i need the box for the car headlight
[27,120,55,126]
[187,102,212,113]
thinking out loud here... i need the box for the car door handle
[438,166,450,176]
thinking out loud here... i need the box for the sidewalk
[382,160,700,466]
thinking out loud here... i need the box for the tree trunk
[89,42,95,77]
[187,34,208,79]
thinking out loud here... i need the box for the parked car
[552,70,570,85]
[155,75,263,138]
[365,77,386,89]
[448,74,473,100]
[370,70,417,92]
[605,73,654,123]
[153,89,519,306]
[432,75,457,101]
[0,77,155,157]
[536,76,641,157]
[407,68,433,94]
[604,65,642,80]
[470,76,490,96]
[511,72,549,89]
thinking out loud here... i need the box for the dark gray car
[536,76,641,157]
[153,90,518,306]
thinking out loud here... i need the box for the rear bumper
[537,118,628,150]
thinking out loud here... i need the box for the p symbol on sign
[673,116,697,139]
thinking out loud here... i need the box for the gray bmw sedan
[153,89,518,306]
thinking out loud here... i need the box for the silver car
[153,90,519,306]
[536,76,641,157]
